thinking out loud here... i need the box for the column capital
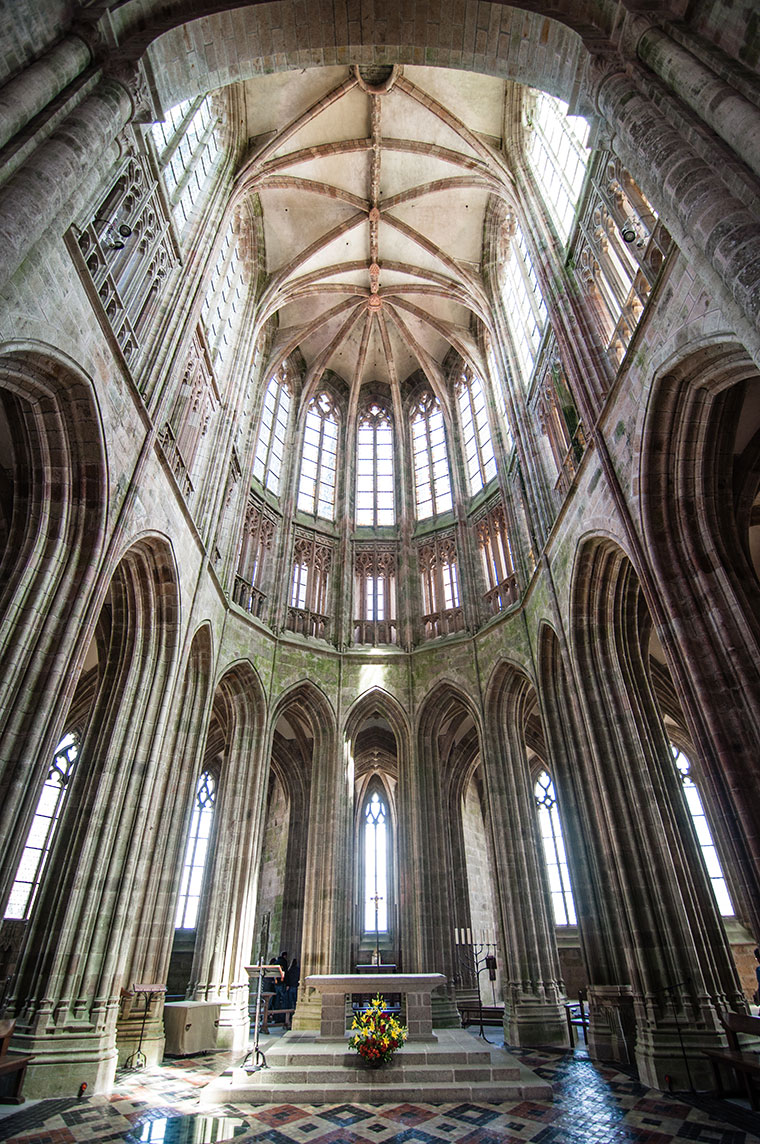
[106,58,158,125]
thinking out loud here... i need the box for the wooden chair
[702,1011,760,1109]
[0,1018,35,1104]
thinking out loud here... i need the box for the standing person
[275,951,288,1015]
[754,948,760,1013]
[285,958,300,1010]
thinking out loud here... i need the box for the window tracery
[456,367,497,495]
[525,91,590,245]
[534,769,576,926]
[175,769,217,930]
[160,330,218,498]
[150,95,223,236]
[353,545,397,646]
[200,215,247,374]
[233,496,277,618]
[531,342,585,496]
[498,213,548,386]
[75,152,176,369]
[475,501,518,614]
[417,532,463,639]
[287,529,333,639]
[253,367,293,496]
[5,733,79,920]
[356,401,395,527]
[411,392,453,519]
[297,391,339,521]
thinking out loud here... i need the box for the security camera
[621,216,638,244]
[117,223,133,238]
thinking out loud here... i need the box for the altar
[305,972,445,1041]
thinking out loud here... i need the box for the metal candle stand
[123,983,166,1069]
[243,963,284,1071]
[454,929,498,1041]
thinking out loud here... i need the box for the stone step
[202,1029,552,1106]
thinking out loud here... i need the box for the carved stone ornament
[108,59,157,125]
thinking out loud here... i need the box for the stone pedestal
[587,984,635,1065]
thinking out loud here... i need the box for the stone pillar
[0,74,131,287]
[291,728,352,1031]
[587,985,636,1066]
[189,667,268,1052]
[0,35,93,152]
[480,684,569,1048]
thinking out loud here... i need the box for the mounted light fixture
[94,217,133,249]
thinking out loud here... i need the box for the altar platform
[203,1028,552,1104]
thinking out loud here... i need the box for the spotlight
[620,216,638,244]
[94,217,132,247]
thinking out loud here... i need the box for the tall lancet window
[201,218,246,373]
[356,402,395,526]
[411,392,452,519]
[253,368,292,495]
[298,392,339,520]
[176,770,217,929]
[526,91,590,245]
[364,790,389,936]
[5,733,79,920]
[534,769,576,926]
[150,95,223,235]
[456,368,497,495]
[672,746,733,916]
[501,220,548,386]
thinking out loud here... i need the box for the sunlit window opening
[150,96,222,234]
[253,370,292,495]
[298,392,338,520]
[534,769,577,926]
[456,369,497,494]
[201,220,245,371]
[672,746,734,916]
[527,91,590,244]
[502,222,548,385]
[5,733,79,920]
[356,403,395,526]
[412,393,453,519]
[364,791,388,933]
[176,770,217,929]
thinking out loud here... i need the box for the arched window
[501,220,548,386]
[150,96,223,235]
[411,392,452,519]
[363,790,389,937]
[476,502,518,614]
[354,547,397,645]
[297,392,339,520]
[534,769,576,926]
[672,746,733,917]
[200,217,246,373]
[526,91,590,245]
[176,770,217,930]
[253,368,292,495]
[356,402,395,526]
[5,733,79,920]
[456,368,497,495]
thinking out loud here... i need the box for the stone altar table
[305,973,446,1041]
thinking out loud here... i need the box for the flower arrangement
[349,994,408,1065]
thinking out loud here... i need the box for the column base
[587,984,636,1066]
[12,1027,118,1098]
[291,985,323,1031]
[635,1020,728,1092]
[431,992,461,1029]
[504,997,569,1048]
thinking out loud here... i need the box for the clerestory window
[356,403,395,527]
[5,733,79,920]
[176,770,217,930]
[456,368,497,495]
[526,91,590,245]
[297,392,339,520]
[672,746,733,917]
[363,790,389,936]
[201,217,246,373]
[150,96,223,236]
[501,220,548,386]
[253,368,292,496]
[411,392,452,520]
[534,769,577,926]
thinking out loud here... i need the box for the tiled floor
[1,1034,759,1144]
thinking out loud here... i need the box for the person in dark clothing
[285,958,300,1009]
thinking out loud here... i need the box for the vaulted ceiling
[235,64,521,406]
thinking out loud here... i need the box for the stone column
[480,681,569,1048]
[189,667,268,1052]
[0,35,93,151]
[0,73,132,287]
[291,729,352,1030]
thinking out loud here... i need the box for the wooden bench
[0,1018,34,1104]
[458,1004,505,1028]
[703,1011,760,1109]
